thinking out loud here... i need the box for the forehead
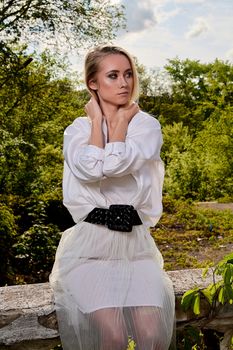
[98,53,132,72]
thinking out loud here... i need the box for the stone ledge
[0,268,232,349]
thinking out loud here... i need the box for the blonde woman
[50,45,175,350]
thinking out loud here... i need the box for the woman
[50,45,175,350]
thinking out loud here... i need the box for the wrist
[116,117,128,127]
[91,117,102,126]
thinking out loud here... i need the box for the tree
[0,49,88,197]
[193,108,233,200]
[135,60,172,118]
[164,58,233,133]
[0,52,83,285]
[0,0,125,52]
[163,109,233,200]
[0,0,125,89]
[0,203,17,285]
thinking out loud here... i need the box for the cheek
[128,81,134,94]
[127,77,134,86]
[99,79,115,91]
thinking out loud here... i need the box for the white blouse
[63,110,164,228]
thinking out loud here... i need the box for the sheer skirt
[50,222,176,350]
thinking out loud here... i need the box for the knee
[104,329,128,349]
[145,327,159,342]
[138,326,164,349]
[111,330,128,349]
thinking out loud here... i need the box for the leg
[90,307,128,350]
[130,306,167,350]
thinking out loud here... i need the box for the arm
[63,118,104,182]
[109,103,139,142]
[85,97,104,148]
[103,113,163,177]
[63,98,106,183]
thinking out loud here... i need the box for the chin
[117,102,128,107]
[118,98,131,106]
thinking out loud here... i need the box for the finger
[128,102,139,111]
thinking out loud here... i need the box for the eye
[108,73,118,79]
[125,71,133,79]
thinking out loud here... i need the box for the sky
[26,0,233,75]
[111,0,233,70]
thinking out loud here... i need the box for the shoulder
[130,110,161,130]
[64,116,91,135]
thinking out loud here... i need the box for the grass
[151,196,233,271]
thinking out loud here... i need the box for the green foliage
[180,253,233,349]
[0,203,17,285]
[0,129,35,194]
[177,326,205,350]
[182,288,201,316]
[13,222,61,283]
[137,58,233,201]
[165,58,233,119]
[126,337,136,350]
[163,108,233,200]
[0,50,80,285]
[0,49,87,198]
[152,196,233,271]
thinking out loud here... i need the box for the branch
[0,0,34,32]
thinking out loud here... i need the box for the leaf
[218,286,224,304]
[224,285,233,302]
[202,266,209,279]
[201,288,213,305]
[224,267,232,284]
[127,336,136,350]
[208,280,224,296]
[193,293,200,315]
[181,288,199,311]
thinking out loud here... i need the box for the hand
[85,97,103,123]
[117,102,140,124]
[109,103,140,142]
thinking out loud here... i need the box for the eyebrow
[106,68,132,74]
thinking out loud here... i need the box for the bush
[0,203,17,285]
[13,223,61,283]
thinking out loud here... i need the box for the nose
[119,75,127,87]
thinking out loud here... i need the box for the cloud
[112,0,233,69]
[120,0,158,32]
[175,0,204,3]
[119,0,181,33]
[156,7,181,24]
[186,17,209,38]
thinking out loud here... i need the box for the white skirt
[50,222,176,350]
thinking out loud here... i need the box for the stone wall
[0,269,233,349]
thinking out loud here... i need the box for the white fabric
[50,111,176,350]
[52,223,166,313]
[62,111,164,228]
[50,223,175,349]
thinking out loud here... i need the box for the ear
[88,79,98,90]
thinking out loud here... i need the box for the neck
[100,101,119,124]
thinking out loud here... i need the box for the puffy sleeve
[63,118,104,182]
[103,113,162,177]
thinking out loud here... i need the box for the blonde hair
[84,45,139,103]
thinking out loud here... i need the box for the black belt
[84,204,142,232]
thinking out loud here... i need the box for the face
[89,54,134,107]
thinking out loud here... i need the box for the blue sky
[27,0,233,74]
[112,0,233,69]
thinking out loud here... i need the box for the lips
[118,91,129,95]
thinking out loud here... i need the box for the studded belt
[84,204,142,232]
